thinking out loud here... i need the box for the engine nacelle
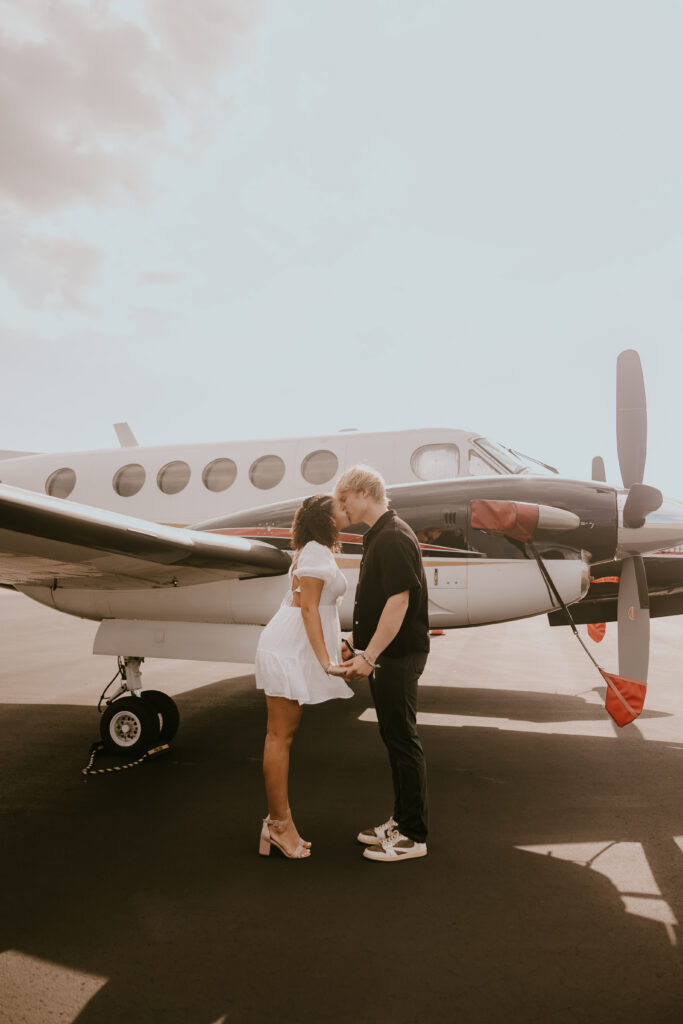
[424,557,590,628]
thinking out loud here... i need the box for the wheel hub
[110,710,142,746]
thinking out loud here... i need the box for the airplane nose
[617,493,683,555]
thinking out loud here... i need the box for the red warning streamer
[600,669,647,727]
[527,544,647,727]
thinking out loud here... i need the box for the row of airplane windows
[42,443,492,499]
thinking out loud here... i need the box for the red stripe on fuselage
[208,527,465,555]
[208,527,366,545]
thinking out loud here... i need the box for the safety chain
[81,741,170,777]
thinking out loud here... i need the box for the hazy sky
[1,0,682,496]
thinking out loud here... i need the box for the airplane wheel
[100,696,161,756]
[140,690,180,743]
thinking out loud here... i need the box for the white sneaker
[363,827,428,862]
[356,816,397,845]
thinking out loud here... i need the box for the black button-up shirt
[353,509,430,658]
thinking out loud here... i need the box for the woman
[255,494,353,859]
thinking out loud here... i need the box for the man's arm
[344,590,410,680]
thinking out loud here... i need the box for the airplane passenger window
[301,450,338,485]
[468,451,498,476]
[249,455,285,490]
[45,467,76,498]
[157,461,191,494]
[202,458,237,492]
[113,464,145,497]
[410,444,460,481]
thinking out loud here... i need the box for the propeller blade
[616,349,647,488]
[622,483,663,529]
[617,555,649,682]
[591,456,606,482]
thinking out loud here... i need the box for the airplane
[1,350,681,757]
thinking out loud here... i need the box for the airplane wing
[0,484,291,590]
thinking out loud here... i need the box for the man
[334,465,430,863]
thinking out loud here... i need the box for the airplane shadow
[2,675,683,1024]
[416,683,672,723]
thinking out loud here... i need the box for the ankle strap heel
[258,818,272,856]
[258,814,310,859]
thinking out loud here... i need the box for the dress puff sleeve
[292,541,335,583]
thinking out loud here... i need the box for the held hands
[326,638,376,681]
[342,654,375,681]
[329,637,356,678]
[326,663,351,678]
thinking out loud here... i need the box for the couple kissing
[254,465,430,864]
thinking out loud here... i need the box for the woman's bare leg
[263,695,303,817]
[262,695,309,856]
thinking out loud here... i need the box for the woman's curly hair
[291,494,340,552]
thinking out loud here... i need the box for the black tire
[140,690,180,743]
[100,696,161,756]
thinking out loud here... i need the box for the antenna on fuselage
[114,422,138,447]
[591,456,606,482]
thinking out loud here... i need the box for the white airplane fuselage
[0,427,535,526]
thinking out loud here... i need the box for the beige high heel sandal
[286,807,311,849]
[259,815,311,859]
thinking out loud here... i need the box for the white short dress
[255,540,354,706]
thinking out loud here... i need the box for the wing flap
[0,485,291,589]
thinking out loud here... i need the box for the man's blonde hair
[334,464,387,503]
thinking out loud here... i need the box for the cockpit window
[468,451,498,476]
[474,439,528,474]
[410,444,460,481]
[473,439,556,476]
[503,448,558,474]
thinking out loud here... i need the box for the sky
[1,0,682,496]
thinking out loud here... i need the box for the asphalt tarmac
[2,590,683,1024]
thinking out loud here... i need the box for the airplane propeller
[614,349,663,684]
[616,349,648,489]
[466,349,678,723]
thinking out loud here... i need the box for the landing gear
[98,657,179,756]
[100,696,159,756]
[140,690,180,744]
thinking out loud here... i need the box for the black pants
[369,651,429,843]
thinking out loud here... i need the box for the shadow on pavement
[2,675,683,1023]
[418,684,672,722]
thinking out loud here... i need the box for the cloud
[146,0,263,84]
[0,0,263,213]
[0,0,264,309]
[0,2,162,211]
[0,213,103,310]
